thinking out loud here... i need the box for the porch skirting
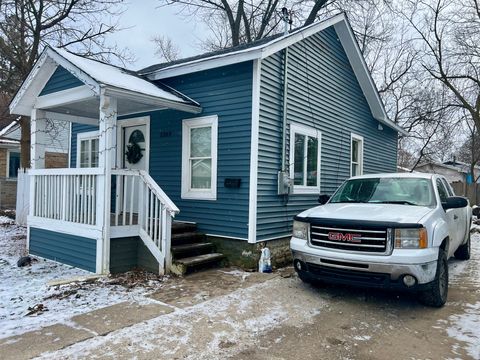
[29,227,97,272]
[110,237,160,274]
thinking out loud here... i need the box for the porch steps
[171,232,206,246]
[171,243,214,257]
[171,222,224,275]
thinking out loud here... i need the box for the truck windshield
[330,177,436,207]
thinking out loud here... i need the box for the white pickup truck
[290,173,472,307]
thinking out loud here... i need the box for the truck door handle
[453,215,458,220]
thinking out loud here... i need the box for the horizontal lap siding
[70,123,98,167]
[29,227,96,272]
[257,26,398,240]
[39,66,84,96]
[152,62,253,239]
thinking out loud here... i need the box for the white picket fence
[15,169,29,225]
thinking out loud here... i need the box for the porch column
[97,91,117,274]
[30,109,47,169]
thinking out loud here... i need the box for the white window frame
[76,130,99,168]
[181,115,218,200]
[350,133,364,177]
[289,123,321,194]
[6,149,21,178]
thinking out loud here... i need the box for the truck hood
[297,203,434,224]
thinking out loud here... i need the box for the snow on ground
[36,277,324,359]
[446,231,480,359]
[0,219,163,339]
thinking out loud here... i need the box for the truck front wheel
[418,249,448,307]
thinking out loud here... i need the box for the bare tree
[159,0,338,50]
[401,0,480,142]
[0,0,128,167]
[152,35,181,62]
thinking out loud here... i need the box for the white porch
[10,47,201,274]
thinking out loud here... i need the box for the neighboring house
[0,122,21,209]
[415,161,480,184]
[0,118,70,209]
[9,13,405,275]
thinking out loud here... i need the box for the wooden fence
[451,181,480,206]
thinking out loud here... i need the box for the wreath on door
[125,130,145,164]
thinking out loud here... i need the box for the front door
[118,117,149,213]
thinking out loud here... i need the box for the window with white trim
[77,131,99,168]
[350,133,364,177]
[289,124,321,194]
[7,150,20,178]
[181,116,218,200]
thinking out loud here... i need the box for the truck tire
[418,249,448,307]
[298,271,311,284]
[454,231,471,260]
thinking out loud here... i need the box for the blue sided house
[9,13,406,275]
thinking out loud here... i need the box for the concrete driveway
[2,233,479,360]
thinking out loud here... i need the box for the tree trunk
[19,116,30,168]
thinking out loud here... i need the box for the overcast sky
[108,0,209,70]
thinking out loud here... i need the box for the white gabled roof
[10,47,201,117]
[142,13,407,136]
[53,48,191,103]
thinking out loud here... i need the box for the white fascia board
[10,52,56,116]
[103,86,202,114]
[146,14,347,81]
[10,47,101,116]
[260,13,347,59]
[147,50,263,80]
[0,121,19,138]
[35,86,96,109]
[46,47,100,95]
[333,21,409,137]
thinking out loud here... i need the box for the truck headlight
[293,220,309,240]
[394,228,428,249]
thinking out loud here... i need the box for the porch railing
[111,169,179,273]
[29,168,104,226]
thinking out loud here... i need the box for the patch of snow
[353,335,371,341]
[0,224,164,339]
[0,216,14,225]
[36,278,326,359]
[446,302,480,359]
[444,233,480,358]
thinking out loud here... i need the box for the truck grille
[310,223,390,254]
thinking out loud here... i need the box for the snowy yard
[0,215,479,359]
[0,216,165,339]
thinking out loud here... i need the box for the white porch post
[28,109,47,251]
[30,109,47,169]
[97,90,117,274]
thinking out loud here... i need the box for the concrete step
[171,253,225,275]
[172,222,197,234]
[171,232,206,246]
[171,242,214,258]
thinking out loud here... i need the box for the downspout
[281,47,289,173]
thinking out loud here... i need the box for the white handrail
[29,167,105,176]
[139,170,179,215]
[111,168,179,215]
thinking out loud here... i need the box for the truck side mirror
[443,196,468,210]
[318,194,330,205]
